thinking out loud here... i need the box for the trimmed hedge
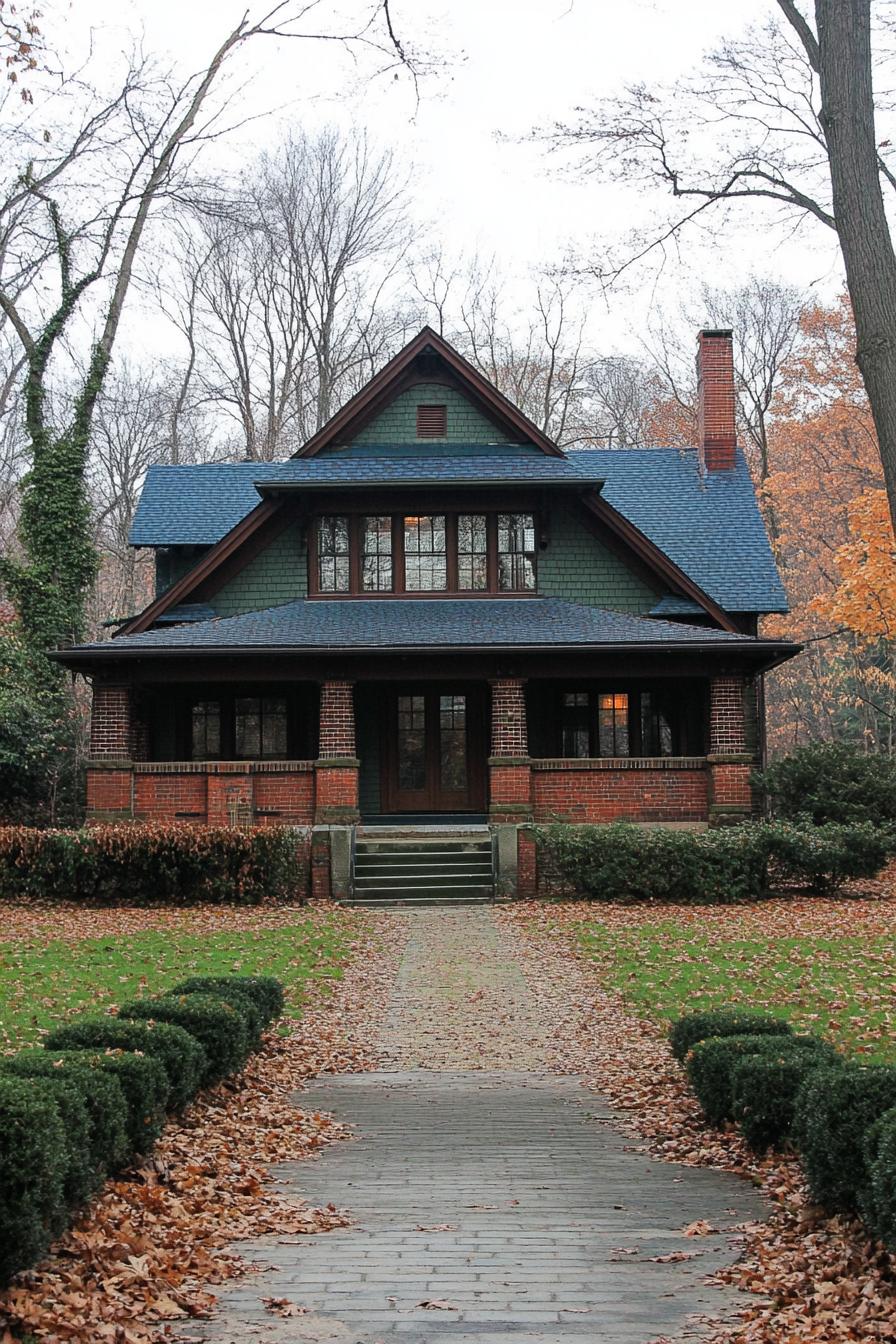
[763,820,895,895]
[0,1077,68,1286]
[0,974,283,1287]
[0,1051,130,1174]
[865,1108,896,1249]
[669,1010,792,1063]
[536,819,894,903]
[27,1048,168,1157]
[686,1033,834,1127]
[0,823,307,905]
[731,1045,843,1152]
[537,822,769,903]
[792,1065,896,1215]
[44,1018,207,1113]
[170,975,285,1026]
[121,993,251,1084]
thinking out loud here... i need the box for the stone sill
[530,757,708,772]
[128,760,316,775]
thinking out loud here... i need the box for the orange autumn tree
[761,296,896,752]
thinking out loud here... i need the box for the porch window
[404,514,447,590]
[457,514,488,590]
[235,696,289,759]
[361,515,393,592]
[598,692,630,757]
[497,513,536,591]
[191,700,221,760]
[317,516,350,592]
[560,692,590,758]
[641,691,674,756]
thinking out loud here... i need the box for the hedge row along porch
[55,326,798,898]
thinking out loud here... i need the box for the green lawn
[578,917,896,1063]
[0,919,351,1051]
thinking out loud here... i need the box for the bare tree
[545,1,896,532]
[0,3,422,649]
[177,127,411,460]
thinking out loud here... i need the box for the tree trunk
[816,0,896,530]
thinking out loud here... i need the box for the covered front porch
[84,664,760,899]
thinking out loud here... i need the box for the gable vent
[417,403,447,438]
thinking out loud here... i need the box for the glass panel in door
[397,695,426,791]
[439,694,468,793]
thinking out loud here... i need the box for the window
[497,513,536,591]
[317,516,350,592]
[191,701,221,760]
[182,690,304,762]
[310,510,539,595]
[362,515,393,592]
[560,692,591,758]
[598,693,630,756]
[416,404,447,438]
[457,514,488,590]
[404,514,447,590]
[641,691,674,757]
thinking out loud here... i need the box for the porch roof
[251,453,598,493]
[55,597,797,666]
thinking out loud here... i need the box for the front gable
[339,381,519,452]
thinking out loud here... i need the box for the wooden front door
[384,687,486,813]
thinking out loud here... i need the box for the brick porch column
[488,678,532,823]
[707,674,754,825]
[314,680,359,827]
[86,682,134,821]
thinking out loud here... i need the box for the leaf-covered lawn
[571,896,896,1062]
[0,904,356,1050]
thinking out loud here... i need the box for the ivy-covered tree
[0,1,420,659]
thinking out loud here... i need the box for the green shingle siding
[211,523,307,617]
[155,548,209,597]
[539,503,661,613]
[348,384,515,446]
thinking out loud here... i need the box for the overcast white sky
[45,0,846,356]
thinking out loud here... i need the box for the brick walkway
[188,910,764,1343]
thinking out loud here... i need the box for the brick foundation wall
[87,761,316,826]
[86,767,132,818]
[314,762,359,822]
[531,758,709,823]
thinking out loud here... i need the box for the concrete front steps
[347,827,495,907]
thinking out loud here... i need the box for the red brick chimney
[696,329,736,471]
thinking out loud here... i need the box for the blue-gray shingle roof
[85,598,756,656]
[253,453,595,492]
[128,447,786,614]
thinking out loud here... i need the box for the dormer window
[416,404,447,438]
[312,511,538,595]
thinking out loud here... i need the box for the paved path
[188,910,764,1344]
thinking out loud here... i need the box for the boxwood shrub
[670,1009,792,1063]
[793,1065,896,1215]
[536,819,894,902]
[44,1018,207,1113]
[27,1049,169,1157]
[687,1033,834,1127]
[0,823,307,904]
[731,1044,843,1152]
[170,974,285,1026]
[0,1076,68,1287]
[864,1108,896,1249]
[121,993,251,1084]
[172,982,263,1049]
[0,1051,130,1174]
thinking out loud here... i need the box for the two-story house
[55,326,798,900]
